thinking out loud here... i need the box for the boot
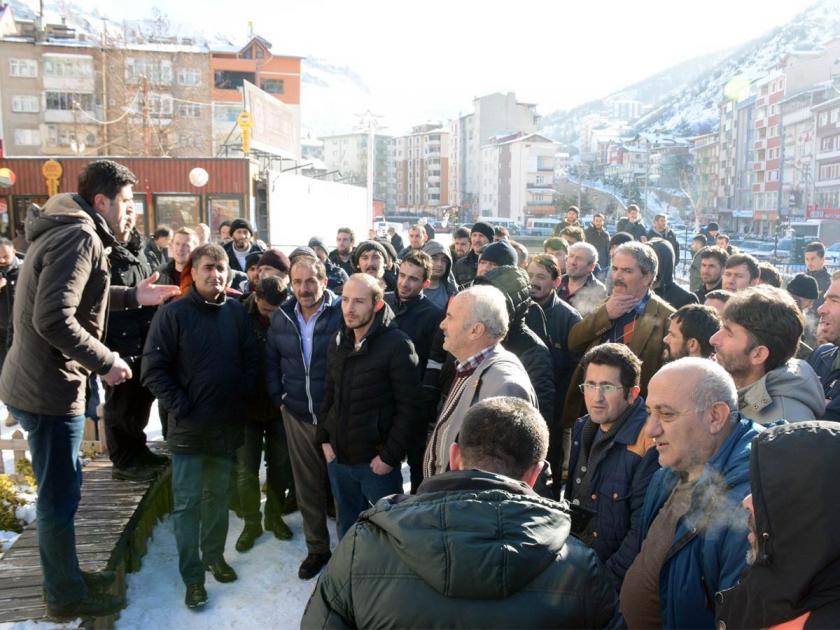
[235,522,263,552]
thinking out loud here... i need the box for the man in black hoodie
[648,238,698,310]
[422,240,458,311]
[717,421,840,629]
[453,221,493,287]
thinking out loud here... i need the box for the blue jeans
[10,407,87,606]
[171,453,234,586]
[327,459,402,538]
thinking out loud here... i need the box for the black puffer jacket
[717,422,840,629]
[143,237,168,270]
[141,286,258,455]
[317,304,421,468]
[649,238,698,310]
[453,249,479,287]
[106,229,154,360]
[0,256,21,348]
[242,292,281,424]
[302,470,618,628]
[384,292,442,378]
[474,266,555,426]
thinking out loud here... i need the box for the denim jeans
[236,421,293,527]
[171,453,234,586]
[327,459,402,538]
[10,407,87,607]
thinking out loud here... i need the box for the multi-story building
[480,132,557,223]
[778,86,825,222]
[812,95,840,219]
[732,95,756,230]
[210,35,301,158]
[447,117,461,209]
[689,132,719,224]
[750,72,786,233]
[460,92,540,218]
[321,132,396,212]
[395,124,449,214]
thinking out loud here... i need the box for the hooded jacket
[106,229,154,360]
[143,236,168,270]
[716,422,840,629]
[649,238,698,310]
[0,193,138,416]
[474,266,555,426]
[141,285,258,455]
[301,470,618,629]
[637,417,764,629]
[422,240,458,311]
[317,304,421,468]
[807,343,840,421]
[738,359,825,425]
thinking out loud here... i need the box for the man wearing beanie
[353,240,396,291]
[223,218,265,273]
[256,248,290,283]
[477,240,518,278]
[453,221,493,287]
[787,273,819,348]
[307,238,349,294]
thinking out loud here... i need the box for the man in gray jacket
[423,285,537,477]
[710,285,824,424]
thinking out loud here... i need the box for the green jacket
[301,470,618,629]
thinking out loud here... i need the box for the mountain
[540,0,840,142]
[299,58,376,138]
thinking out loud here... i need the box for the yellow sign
[42,159,62,196]
[236,111,253,129]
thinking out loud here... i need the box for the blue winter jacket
[265,290,343,424]
[807,342,840,421]
[565,397,660,587]
[638,416,763,629]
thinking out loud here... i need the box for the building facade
[395,124,449,214]
[321,132,396,212]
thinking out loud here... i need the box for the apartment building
[480,132,557,223]
[689,132,719,223]
[812,95,840,218]
[750,72,786,231]
[321,132,396,212]
[395,124,449,214]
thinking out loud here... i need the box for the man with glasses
[565,343,659,588]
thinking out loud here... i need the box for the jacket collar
[738,373,773,414]
[186,284,226,310]
[416,469,537,498]
[612,397,648,445]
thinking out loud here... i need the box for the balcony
[816,149,840,161]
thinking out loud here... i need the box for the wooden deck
[0,451,172,625]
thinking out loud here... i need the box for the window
[177,68,201,86]
[260,79,284,94]
[820,112,829,127]
[154,194,200,230]
[148,93,174,117]
[125,58,173,84]
[43,57,93,79]
[178,103,201,118]
[14,129,41,145]
[214,70,255,90]
[46,125,97,148]
[11,95,39,113]
[832,109,840,124]
[9,59,37,78]
[208,196,243,232]
[46,92,94,111]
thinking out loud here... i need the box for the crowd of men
[3,160,840,628]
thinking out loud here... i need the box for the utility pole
[100,19,109,153]
[141,76,151,156]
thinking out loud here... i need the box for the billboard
[267,173,370,250]
[242,80,300,159]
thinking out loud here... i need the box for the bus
[477,215,522,234]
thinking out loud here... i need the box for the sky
[73,0,820,131]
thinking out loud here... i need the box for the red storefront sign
[806,205,840,220]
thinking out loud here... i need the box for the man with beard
[558,242,607,317]
[222,218,264,273]
[421,240,458,311]
[585,213,611,270]
[450,227,471,261]
[710,285,824,424]
[553,205,582,234]
[722,253,760,292]
[616,204,647,242]
[318,274,421,538]
[562,242,674,431]
[329,227,356,277]
[398,224,428,259]
[662,304,720,362]
[695,246,727,303]
[142,244,258,609]
[647,214,680,263]
[716,422,840,629]
[807,271,840,421]
[453,221,494,287]
[543,237,568,274]
[353,240,395,292]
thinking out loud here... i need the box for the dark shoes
[139,449,170,467]
[204,557,238,583]
[266,516,293,541]
[111,465,158,482]
[47,592,125,619]
[281,494,298,515]
[81,569,117,592]
[235,523,263,552]
[184,583,208,609]
[298,552,331,580]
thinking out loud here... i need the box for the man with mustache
[807,271,840,421]
[562,242,674,436]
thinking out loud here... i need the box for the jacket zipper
[280,307,317,423]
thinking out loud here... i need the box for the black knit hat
[471,221,495,243]
[352,240,389,270]
[787,273,819,300]
[257,248,290,274]
[245,252,262,270]
[307,237,327,256]
[479,240,517,267]
[290,246,317,260]
[229,218,254,236]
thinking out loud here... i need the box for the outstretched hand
[136,272,180,306]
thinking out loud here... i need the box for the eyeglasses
[578,383,625,395]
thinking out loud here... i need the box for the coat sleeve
[109,286,140,311]
[519,346,555,427]
[568,304,612,354]
[32,231,116,374]
[379,336,421,468]
[603,448,660,585]
[140,306,191,420]
[265,314,286,409]
[300,530,357,629]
